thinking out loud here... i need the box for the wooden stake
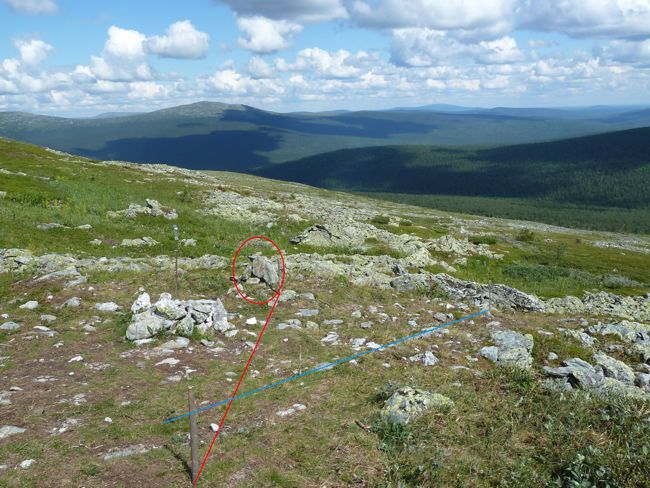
[188,387,199,482]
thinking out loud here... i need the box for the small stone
[90,239,102,246]
[351,310,362,318]
[19,300,39,310]
[0,321,20,331]
[155,358,179,366]
[40,314,57,322]
[297,309,319,317]
[19,459,35,469]
[104,417,113,424]
[68,355,83,363]
[548,352,559,361]
[360,321,373,329]
[433,312,447,322]
[210,423,219,432]
[160,337,190,349]
[95,302,120,313]
[246,317,257,326]
[321,331,339,346]
[0,425,26,439]
[60,297,82,308]
[480,346,499,363]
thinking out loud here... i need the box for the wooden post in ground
[174,225,179,296]
[188,387,199,482]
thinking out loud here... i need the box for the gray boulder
[239,255,281,288]
[593,352,635,385]
[126,310,172,340]
[380,387,453,425]
[484,330,534,369]
[543,358,604,389]
[0,321,20,331]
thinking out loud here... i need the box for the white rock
[40,314,57,322]
[0,425,26,439]
[104,417,113,424]
[95,302,120,312]
[366,341,382,349]
[246,317,257,326]
[68,355,83,363]
[60,297,82,308]
[19,459,34,469]
[131,292,151,314]
[155,358,179,366]
[19,300,39,310]
[210,423,219,432]
[0,321,20,331]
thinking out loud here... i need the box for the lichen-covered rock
[427,235,502,259]
[120,237,159,247]
[593,352,635,385]
[239,255,281,288]
[544,358,604,389]
[125,292,231,340]
[432,274,545,312]
[485,330,535,369]
[390,273,432,293]
[126,309,172,341]
[380,387,453,425]
[108,199,177,220]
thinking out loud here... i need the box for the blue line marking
[163,309,488,424]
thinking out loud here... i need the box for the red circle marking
[231,235,286,305]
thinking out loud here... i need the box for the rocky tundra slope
[1,137,650,487]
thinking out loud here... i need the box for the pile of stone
[108,199,177,220]
[238,254,282,289]
[125,292,232,340]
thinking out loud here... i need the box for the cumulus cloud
[85,26,152,82]
[518,0,650,38]
[596,39,650,65]
[145,20,209,59]
[15,39,54,66]
[217,0,347,22]
[248,56,275,78]
[4,0,57,15]
[391,29,523,66]
[237,16,303,54]
[351,0,516,39]
[277,47,366,78]
[201,68,285,96]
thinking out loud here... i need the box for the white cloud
[277,47,364,78]
[391,29,523,66]
[596,39,650,64]
[248,56,275,78]
[146,20,210,59]
[237,16,303,53]
[15,39,54,66]
[84,26,152,82]
[218,0,347,22]
[202,68,285,95]
[4,0,57,15]
[351,0,516,39]
[518,0,650,38]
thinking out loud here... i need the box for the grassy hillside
[2,102,650,170]
[253,127,650,233]
[1,137,650,487]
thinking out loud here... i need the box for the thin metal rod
[188,387,199,482]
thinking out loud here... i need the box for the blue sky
[1,0,649,115]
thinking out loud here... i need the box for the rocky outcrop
[120,237,159,247]
[380,387,453,425]
[432,274,545,311]
[480,329,534,369]
[427,235,503,259]
[543,356,650,400]
[125,292,231,340]
[0,248,228,276]
[108,199,177,220]
[546,292,650,322]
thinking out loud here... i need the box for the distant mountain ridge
[2,101,650,170]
